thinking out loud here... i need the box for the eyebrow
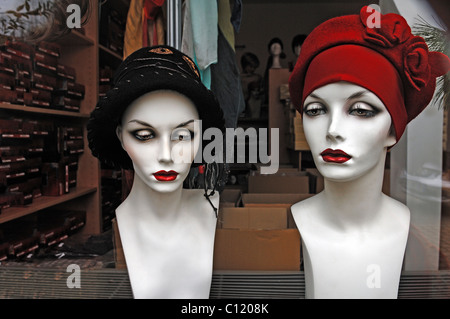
[127,119,195,129]
[346,90,369,101]
[307,90,369,101]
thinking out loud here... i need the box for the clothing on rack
[123,0,165,60]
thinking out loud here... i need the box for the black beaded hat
[87,45,225,170]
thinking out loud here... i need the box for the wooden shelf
[0,103,90,118]
[99,44,123,61]
[56,30,95,46]
[0,187,98,224]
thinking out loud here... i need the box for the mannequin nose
[326,113,345,142]
[157,135,173,163]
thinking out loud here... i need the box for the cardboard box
[248,172,310,194]
[213,228,300,271]
[218,207,288,230]
[213,206,301,271]
[219,188,242,208]
[241,193,313,209]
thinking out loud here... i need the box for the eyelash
[133,129,155,141]
[303,102,378,118]
[132,129,195,141]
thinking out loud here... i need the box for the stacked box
[0,41,85,112]
[0,117,83,209]
[0,219,40,258]
[42,124,83,195]
[214,206,301,271]
[37,209,86,247]
[0,41,33,105]
[99,67,113,98]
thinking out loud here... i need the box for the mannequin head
[88,45,227,202]
[116,90,201,193]
[291,34,307,57]
[241,52,260,75]
[268,37,285,59]
[303,82,395,182]
[289,6,450,144]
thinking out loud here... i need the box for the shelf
[56,30,95,46]
[0,103,90,118]
[0,187,98,224]
[99,44,123,61]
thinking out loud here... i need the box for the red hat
[289,6,450,141]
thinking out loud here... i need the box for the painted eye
[304,102,326,117]
[133,129,155,141]
[349,102,378,118]
[171,128,194,141]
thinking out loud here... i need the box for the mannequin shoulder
[290,194,322,221]
[381,194,411,225]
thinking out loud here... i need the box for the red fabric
[304,45,407,140]
[142,0,165,46]
[289,5,450,141]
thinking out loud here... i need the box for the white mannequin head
[303,81,396,182]
[116,90,200,193]
[270,42,282,57]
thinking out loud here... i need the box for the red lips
[153,170,179,181]
[320,149,352,163]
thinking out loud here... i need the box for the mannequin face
[270,42,282,56]
[117,90,200,193]
[294,45,302,57]
[303,82,396,182]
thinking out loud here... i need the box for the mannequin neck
[321,152,388,231]
[123,172,184,223]
[271,55,281,68]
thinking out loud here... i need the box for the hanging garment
[211,28,245,129]
[123,0,165,60]
[181,0,218,88]
[217,0,235,49]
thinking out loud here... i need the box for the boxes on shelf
[219,188,242,209]
[247,170,311,194]
[214,206,301,271]
[0,219,40,258]
[0,40,85,113]
[37,209,86,246]
[41,162,69,196]
[57,63,76,82]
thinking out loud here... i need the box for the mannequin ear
[116,125,125,150]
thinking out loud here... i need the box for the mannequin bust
[291,82,409,298]
[267,38,284,69]
[115,90,219,298]
[87,45,226,299]
[288,6,450,299]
